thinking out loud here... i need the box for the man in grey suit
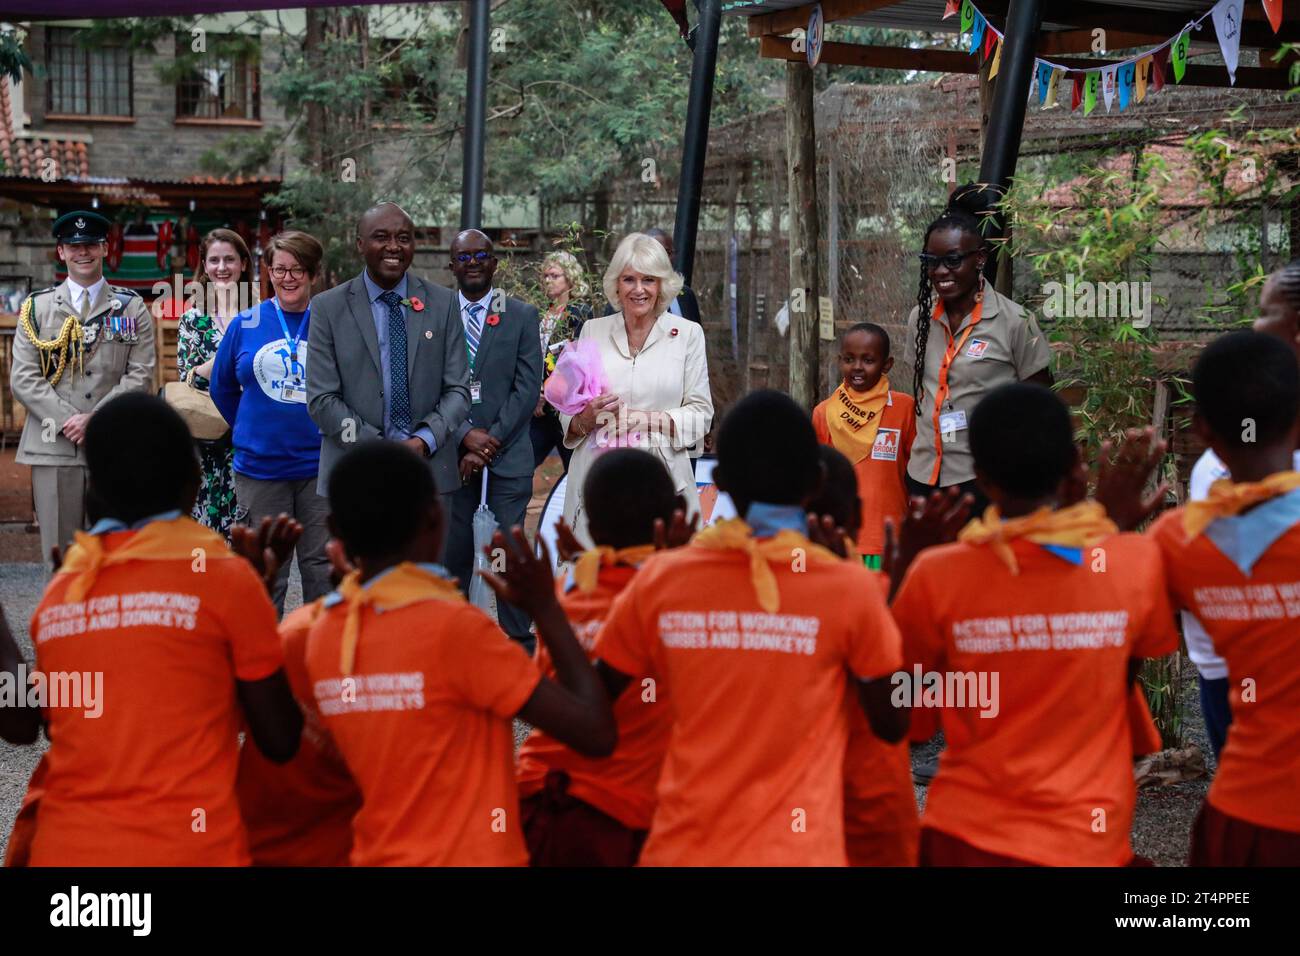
[443,229,542,645]
[307,202,470,518]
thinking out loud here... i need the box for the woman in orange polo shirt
[903,184,1053,518]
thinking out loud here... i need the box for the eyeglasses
[270,265,307,280]
[918,250,981,271]
[454,251,493,264]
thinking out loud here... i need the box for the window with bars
[174,35,260,121]
[45,27,133,117]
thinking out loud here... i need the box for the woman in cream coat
[560,233,713,545]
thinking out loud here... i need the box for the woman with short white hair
[559,232,713,544]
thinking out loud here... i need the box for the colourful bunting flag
[1071,73,1083,111]
[1043,67,1060,109]
[943,0,961,19]
[1211,0,1244,85]
[1136,55,1151,101]
[984,26,997,60]
[960,0,974,33]
[971,12,987,54]
[1262,0,1283,33]
[1084,71,1099,115]
[1171,30,1190,83]
[1101,65,1116,111]
[1152,46,1169,92]
[1118,62,1136,110]
[989,37,1003,77]
[1037,61,1054,104]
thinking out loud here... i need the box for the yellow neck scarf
[59,516,233,602]
[571,544,657,593]
[1182,471,1300,540]
[335,562,466,675]
[690,518,841,613]
[957,501,1117,575]
[825,377,891,464]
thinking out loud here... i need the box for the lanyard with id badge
[273,297,309,404]
[926,297,982,485]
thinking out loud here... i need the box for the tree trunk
[785,60,820,410]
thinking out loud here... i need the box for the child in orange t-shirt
[0,394,303,866]
[593,390,908,866]
[806,445,919,866]
[304,441,615,867]
[812,323,916,569]
[891,383,1178,867]
[1141,332,1300,866]
[236,597,362,866]
[517,447,680,866]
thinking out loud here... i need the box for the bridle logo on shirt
[965,339,990,359]
[870,428,901,461]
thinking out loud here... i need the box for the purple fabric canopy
[0,1,436,17]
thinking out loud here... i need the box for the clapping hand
[553,517,586,563]
[805,513,851,560]
[478,527,559,617]
[230,514,303,594]
[882,488,974,600]
[1095,427,1169,531]
[653,508,699,550]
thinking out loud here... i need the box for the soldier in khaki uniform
[10,210,156,563]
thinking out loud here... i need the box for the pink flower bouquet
[543,338,608,416]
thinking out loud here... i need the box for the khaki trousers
[31,464,88,568]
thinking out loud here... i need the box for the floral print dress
[177,308,243,539]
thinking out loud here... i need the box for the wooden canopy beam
[746,0,899,38]
[757,35,1296,90]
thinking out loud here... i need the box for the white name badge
[470,380,483,404]
[282,380,307,404]
[938,408,968,436]
[870,427,901,461]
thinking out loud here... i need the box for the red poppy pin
[670,327,679,337]
[402,296,425,312]
[486,313,501,327]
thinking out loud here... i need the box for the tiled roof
[1040,140,1297,208]
[0,78,90,179]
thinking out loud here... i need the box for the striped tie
[465,301,484,364]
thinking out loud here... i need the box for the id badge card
[470,380,483,405]
[938,408,968,437]
[282,379,307,404]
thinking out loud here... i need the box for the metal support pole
[976,0,1042,287]
[460,0,490,231]
[671,0,723,286]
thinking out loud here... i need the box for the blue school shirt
[209,299,321,482]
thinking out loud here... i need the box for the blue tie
[379,290,411,435]
[465,301,484,365]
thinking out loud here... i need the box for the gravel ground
[1,539,1211,867]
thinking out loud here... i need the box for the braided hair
[911,193,991,415]
[1276,257,1300,312]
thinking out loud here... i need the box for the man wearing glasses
[442,229,542,652]
[306,203,470,527]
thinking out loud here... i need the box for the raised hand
[325,538,356,589]
[805,512,850,559]
[231,514,303,593]
[553,517,586,563]
[884,488,974,600]
[653,508,699,550]
[478,526,560,617]
[1095,427,1169,531]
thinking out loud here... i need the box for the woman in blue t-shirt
[210,230,329,613]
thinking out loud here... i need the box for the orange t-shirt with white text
[305,587,541,866]
[1149,504,1300,833]
[812,390,916,555]
[517,564,669,830]
[237,601,362,866]
[594,545,902,866]
[29,532,283,867]
[890,534,1177,866]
